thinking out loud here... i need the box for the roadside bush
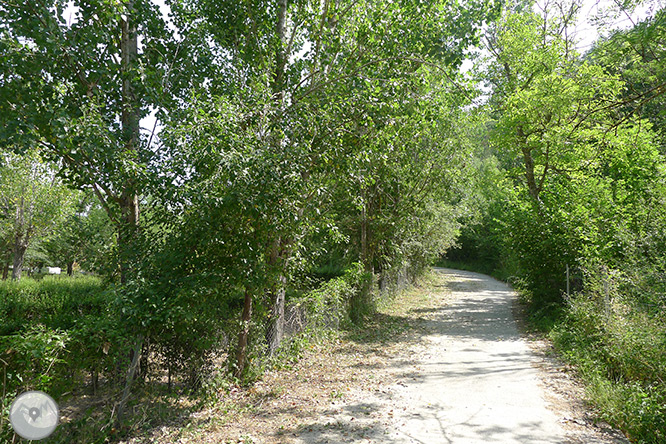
[296,262,366,332]
[0,325,70,394]
[0,275,130,434]
[68,314,130,389]
[256,263,373,372]
[153,309,230,390]
[552,265,666,444]
[0,325,71,440]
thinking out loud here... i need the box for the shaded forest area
[1,0,665,442]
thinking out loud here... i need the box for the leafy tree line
[0,0,498,432]
[0,150,115,279]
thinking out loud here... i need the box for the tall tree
[0,0,181,421]
[0,0,176,281]
[0,151,76,280]
[484,5,666,301]
[166,0,499,364]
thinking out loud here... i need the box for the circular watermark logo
[9,391,59,440]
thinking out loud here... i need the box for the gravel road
[295,268,629,444]
[387,268,566,443]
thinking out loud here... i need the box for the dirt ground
[119,268,629,444]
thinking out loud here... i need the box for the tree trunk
[118,193,140,284]
[266,273,287,356]
[67,261,74,276]
[115,1,143,425]
[263,0,290,356]
[522,146,540,201]
[121,1,139,151]
[138,335,149,382]
[517,127,541,201]
[2,261,9,280]
[119,0,141,284]
[273,0,288,102]
[235,288,253,379]
[361,200,369,271]
[360,186,374,274]
[115,334,144,423]
[11,194,28,281]
[11,238,27,281]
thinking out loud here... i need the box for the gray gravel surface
[295,268,629,444]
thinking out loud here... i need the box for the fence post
[603,267,611,320]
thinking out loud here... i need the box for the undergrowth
[543,265,666,444]
[550,289,666,444]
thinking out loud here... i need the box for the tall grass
[0,275,108,335]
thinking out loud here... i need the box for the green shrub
[0,276,126,421]
[300,263,362,330]
[0,325,70,415]
[551,266,666,444]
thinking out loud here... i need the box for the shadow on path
[291,267,567,444]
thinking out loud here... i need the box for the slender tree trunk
[361,201,369,270]
[118,0,140,284]
[360,182,374,274]
[273,0,288,103]
[115,334,144,422]
[266,271,287,356]
[522,146,540,201]
[517,127,541,201]
[235,288,253,379]
[67,261,74,276]
[11,195,28,281]
[121,1,139,151]
[116,1,143,425]
[263,0,290,355]
[2,261,8,280]
[118,193,140,284]
[139,335,149,382]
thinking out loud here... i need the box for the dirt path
[387,268,566,443]
[294,268,629,444]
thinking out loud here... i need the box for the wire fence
[565,263,666,317]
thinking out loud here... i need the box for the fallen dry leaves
[119,273,449,444]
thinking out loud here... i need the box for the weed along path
[292,268,628,444]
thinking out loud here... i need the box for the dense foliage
[1,0,665,442]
